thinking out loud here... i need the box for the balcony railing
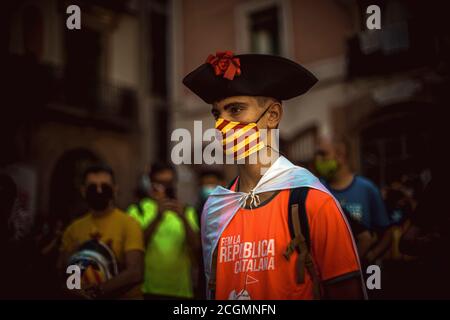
[5,54,138,131]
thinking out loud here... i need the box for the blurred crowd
[1,133,447,300]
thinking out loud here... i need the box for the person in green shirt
[128,162,200,299]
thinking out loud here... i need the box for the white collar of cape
[201,156,364,298]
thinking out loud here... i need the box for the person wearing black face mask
[85,182,114,212]
[57,164,144,299]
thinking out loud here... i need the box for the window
[236,0,292,57]
[359,103,433,187]
[249,6,280,55]
[147,0,170,159]
[149,1,168,98]
[64,27,102,109]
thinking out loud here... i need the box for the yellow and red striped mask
[215,107,270,160]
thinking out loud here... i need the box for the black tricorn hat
[182,52,318,104]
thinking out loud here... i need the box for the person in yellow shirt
[58,164,144,299]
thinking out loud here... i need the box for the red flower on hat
[206,51,241,80]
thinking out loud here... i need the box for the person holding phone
[127,162,200,299]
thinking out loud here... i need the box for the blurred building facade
[2,0,447,218]
[172,0,447,202]
[2,0,172,223]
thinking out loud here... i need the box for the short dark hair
[332,135,352,159]
[255,96,281,108]
[332,135,354,169]
[82,164,115,184]
[149,162,176,181]
[199,169,224,181]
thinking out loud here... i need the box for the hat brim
[182,54,318,104]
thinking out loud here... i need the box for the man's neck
[91,205,114,218]
[237,148,279,193]
[328,165,354,191]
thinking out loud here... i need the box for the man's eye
[230,106,242,114]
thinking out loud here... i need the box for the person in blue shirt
[314,136,392,265]
[325,175,389,230]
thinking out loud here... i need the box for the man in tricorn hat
[183,51,365,300]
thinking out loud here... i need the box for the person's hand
[74,284,105,300]
[157,198,185,219]
[84,284,105,299]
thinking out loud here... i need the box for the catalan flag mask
[215,107,270,160]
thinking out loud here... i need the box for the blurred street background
[1,0,448,299]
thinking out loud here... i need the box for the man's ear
[267,102,282,129]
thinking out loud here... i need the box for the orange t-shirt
[215,186,360,300]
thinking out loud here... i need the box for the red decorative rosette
[206,51,241,80]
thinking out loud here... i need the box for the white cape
[201,156,366,299]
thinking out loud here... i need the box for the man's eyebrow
[223,102,248,110]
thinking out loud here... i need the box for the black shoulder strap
[286,187,321,298]
[288,187,311,251]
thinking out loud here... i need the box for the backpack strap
[287,187,311,249]
[207,184,321,299]
[285,187,322,299]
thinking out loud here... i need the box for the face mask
[315,159,338,180]
[85,184,113,211]
[200,185,216,200]
[215,106,270,160]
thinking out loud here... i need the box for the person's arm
[143,213,163,244]
[356,230,377,258]
[366,227,393,263]
[365,184,392,262]
[157,199,201,259]
[94,249,144,298]
[309,192,365,300]
[57,227,93,299]
[88,216,145,299]
[346,215,377,258]
[180,208,201,260]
